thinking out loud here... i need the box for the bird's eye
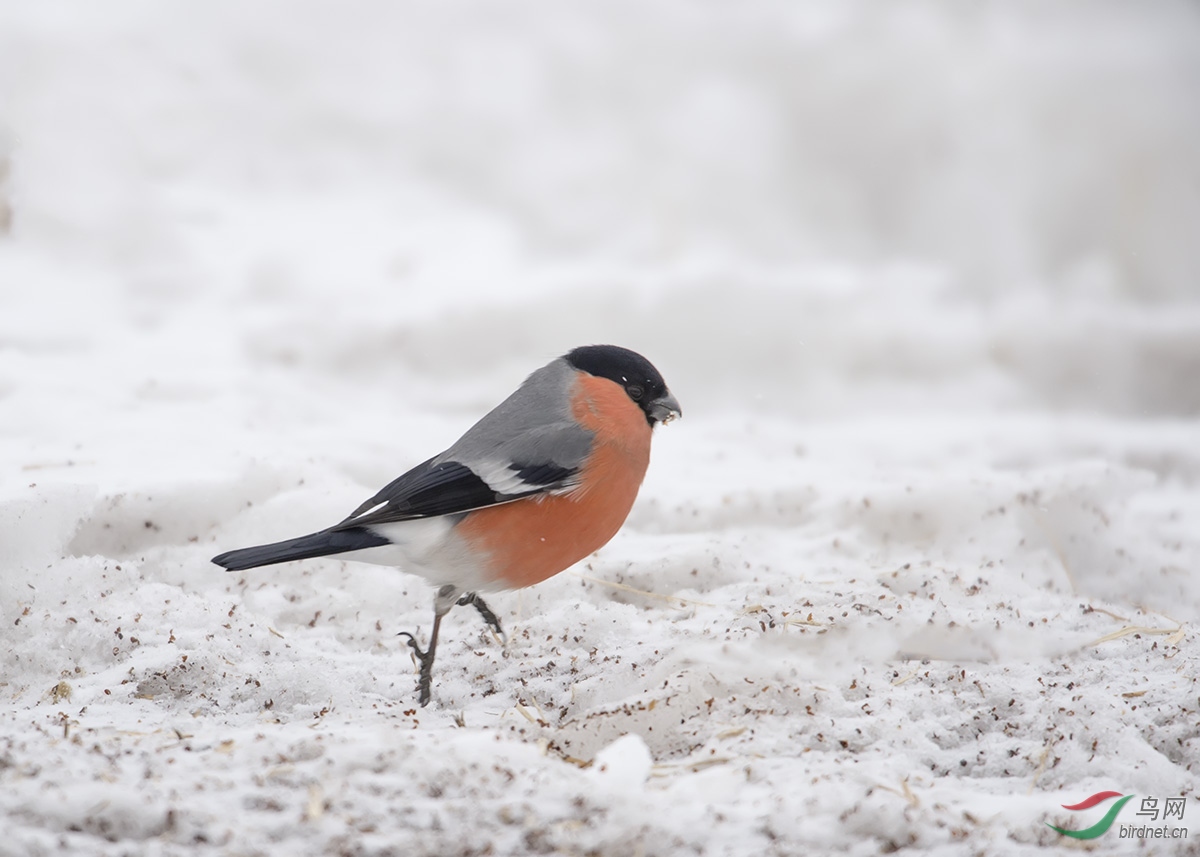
[626,383,645,401]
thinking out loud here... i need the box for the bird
[212,344,681,706]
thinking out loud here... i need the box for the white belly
[333,517,496,593]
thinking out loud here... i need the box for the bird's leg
[457,591,505,643]
[399,584,459,707]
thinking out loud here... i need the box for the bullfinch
[213,344,681,706]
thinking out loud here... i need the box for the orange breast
[455,373,652,589]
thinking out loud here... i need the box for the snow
[2,1,1199,855]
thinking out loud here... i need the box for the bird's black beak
[648,390,682,425]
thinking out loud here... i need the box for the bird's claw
[398,631,430,663]
[398,631,434,706]
[457,592,506,644]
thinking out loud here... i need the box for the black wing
[331,457,557,531]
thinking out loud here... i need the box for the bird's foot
[457,592,506,644]
[398,632,435,707]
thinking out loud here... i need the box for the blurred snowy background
[1,2,1198,855]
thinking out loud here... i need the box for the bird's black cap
[565,345,677,425]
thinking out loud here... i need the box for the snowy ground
[2,2,1199,855]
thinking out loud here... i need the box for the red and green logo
[1048,791,1134,839]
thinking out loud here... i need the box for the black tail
[212,527,390,571]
